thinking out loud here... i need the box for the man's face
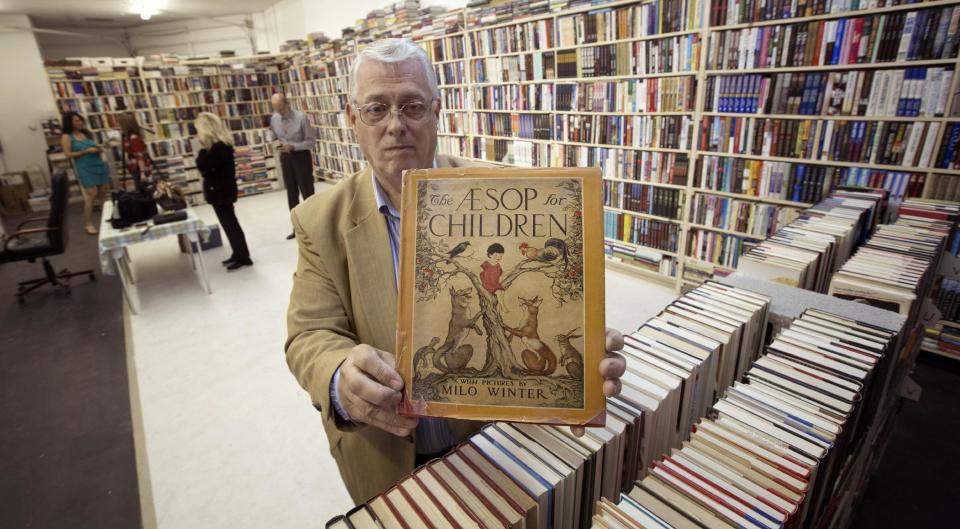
[271,96,287,114]
[346,59,439,193]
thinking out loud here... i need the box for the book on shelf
[707,5,960,70]
[689,193,802,238]
[396,167,606,425]
[558,146,689,185]
[556,114,693,149]
[711,0,929,26]
[603,180,682,220]
[701,115,943,169]
[603,210,680,254]
[706,67,955,117]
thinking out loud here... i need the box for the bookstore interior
[3,0,960,528]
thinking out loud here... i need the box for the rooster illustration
[519,238,568,270]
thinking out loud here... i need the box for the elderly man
[270,93,317,239]
[284,38,627,504]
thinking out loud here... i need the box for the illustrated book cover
[396,167,606,425]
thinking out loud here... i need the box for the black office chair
[0,171,96,303]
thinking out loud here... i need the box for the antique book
[396,167,606,425]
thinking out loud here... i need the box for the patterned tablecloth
[98,201,210,275]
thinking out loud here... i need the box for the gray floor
[0,203,140,529]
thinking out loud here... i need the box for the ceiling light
[130,0,164,21]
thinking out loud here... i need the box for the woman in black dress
[194,112,252,270]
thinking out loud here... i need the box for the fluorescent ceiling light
[130,0,165,21]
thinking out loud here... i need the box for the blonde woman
[194,112,252,270]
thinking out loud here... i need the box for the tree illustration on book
[404,175,591,412]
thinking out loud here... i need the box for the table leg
[121,246,137,284]
[187,231,212,294]
[112,248,140,314]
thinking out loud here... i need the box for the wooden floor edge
[124,302,158,529]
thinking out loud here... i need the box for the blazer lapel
[345,168,399,351]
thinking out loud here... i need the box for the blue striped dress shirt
[330,165,455,454]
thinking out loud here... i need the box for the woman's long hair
[118,112,142,140]
[194,112,234,150]
[61,111,92,139]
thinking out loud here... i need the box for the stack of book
[600,307,897,529]
[325,280,769,529]
[829,202,954,320]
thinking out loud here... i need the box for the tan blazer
[285,154,492,504]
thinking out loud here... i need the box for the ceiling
[0,0,281,29]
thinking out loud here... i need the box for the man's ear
[345,102,357,129]
[433,97,440,119]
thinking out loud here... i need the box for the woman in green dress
[60,111,111,235]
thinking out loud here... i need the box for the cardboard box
[0,172,32,215]
[178,224,223,253]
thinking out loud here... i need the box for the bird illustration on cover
[405,174,592,413]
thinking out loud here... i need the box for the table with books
[97,201,212,314]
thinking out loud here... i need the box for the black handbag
[111,136,158,227]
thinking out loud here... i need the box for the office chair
[0,171,96,303]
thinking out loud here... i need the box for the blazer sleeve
[285,207,363,441]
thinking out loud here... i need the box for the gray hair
[348,38,439,101]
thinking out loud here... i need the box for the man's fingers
[344,364,402,408]
[366,406,418,433]
[342,392,417,436]
[599,352,626,379]
[353,347,403,390]
[605,327,624,352]
[603,378,622,397]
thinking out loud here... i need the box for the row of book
[316,153,365,177]
[437,136,469,159]
[611,307,898,529]
[554,115,693,150]
[85,111,153,132]
[50,79,146,98]
[925,173,960,202]
[56,95,151,114]
[557,0,696,47]
[700,116,945,168]
[706,67,954,117]
[689,193,803,239]
[441,87,470,110]
[738,189,885,292]
[710,0,918,26]
[829,198,956,320]
[921,320,960,360]
[836,168,926,204]
[421,34,468,62]
[317,141,364,163]
[696,156,839,205]
[474,112,553,140]
[605,241,678,277]
[706,6,960,70]
[316,126,358,145]
[469,18,555,57]
[324,279,771,529]
[555,146,689,185]
[439,113,467,135]
[555,78,696,114]
[604,212,681,253]
[687,229,757,269]
[603,180,683,220]
[222,117,271,132]
[287,78,348,98]
[474,84,556,112]
[290,94,349,113]
[575,39,698,78]
[935,122,960,169]
[435,61,468,85]
[147,137,195,159]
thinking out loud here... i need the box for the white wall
[0,15,59,181]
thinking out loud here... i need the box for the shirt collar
[371,158,437,220]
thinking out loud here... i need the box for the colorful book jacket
[396,167,606,425]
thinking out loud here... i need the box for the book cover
[396,167,606,425]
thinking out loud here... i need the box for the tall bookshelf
[684,0,960,288]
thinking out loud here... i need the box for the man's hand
[571,327,626,437]
[337,344,419,437]
[279,143,294,153]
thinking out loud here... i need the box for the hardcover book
[396,167,606,425]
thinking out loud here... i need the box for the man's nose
[385,110,405,135]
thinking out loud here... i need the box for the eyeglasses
[353,99,435,126]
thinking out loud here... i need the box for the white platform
[124,187,677,529]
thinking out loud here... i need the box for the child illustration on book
[480,243,509,314]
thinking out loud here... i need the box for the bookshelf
[44,54,288,207]
[41,0,960,288]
